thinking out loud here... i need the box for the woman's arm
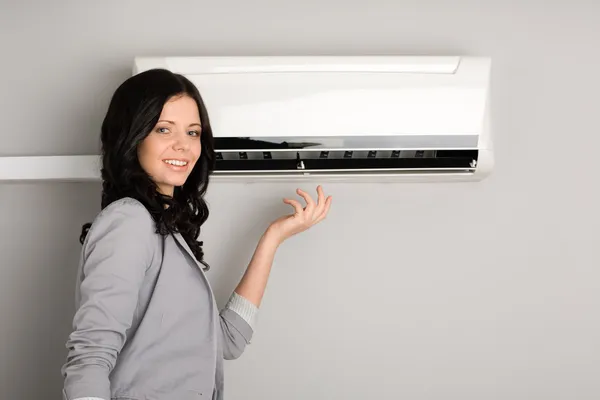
[62,199,155,400]
[217,186,332,359]
[235,186,332,306]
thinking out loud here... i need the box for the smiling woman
[61,68,332,400]
[137,95,204,196]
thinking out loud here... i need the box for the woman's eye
[156,127,169,134]
[188,130,200,137]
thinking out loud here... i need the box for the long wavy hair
[80,68,216,270]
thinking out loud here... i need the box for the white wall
[1,1,599,399]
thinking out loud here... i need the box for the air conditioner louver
[210,136,480,178]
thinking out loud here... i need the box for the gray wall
[1,1,599,399]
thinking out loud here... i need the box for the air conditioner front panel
[188,72,487,139]
[136,56,489,141]
[132,56,493,182]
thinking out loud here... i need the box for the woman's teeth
[164,160,188,166]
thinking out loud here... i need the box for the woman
[61,68,332,400]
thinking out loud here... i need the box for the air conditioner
[135,55,493,183]
[0,56,492,183]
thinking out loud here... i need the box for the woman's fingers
[296,188,315,213]
[315,195,332,223]
[283,198,304,215]
[286,186,332,226]
[272,187,332,242]
[314,185,326,217]
[296,186,329,219]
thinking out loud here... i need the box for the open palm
[268,185,332,244]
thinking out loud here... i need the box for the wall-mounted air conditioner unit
[0,56,492,183]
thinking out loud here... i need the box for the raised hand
[267,185,333,245]
[233,185,333,307]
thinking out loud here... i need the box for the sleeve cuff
[225,292,259,330]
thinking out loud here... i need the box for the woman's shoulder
[79,197,161,280]
[95,197,154,224]
[84,197,157,246]
[99,196,151,218]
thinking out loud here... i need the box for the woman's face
[138,95,202,196]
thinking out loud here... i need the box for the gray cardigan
[61,197,258,400]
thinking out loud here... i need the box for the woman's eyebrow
[157,120,201,128]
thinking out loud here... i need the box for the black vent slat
[436,150,478,158]
[216,159,297,171]
[305,157,471,170]
[214,153,476,172]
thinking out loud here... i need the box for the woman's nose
[172,134,190,151]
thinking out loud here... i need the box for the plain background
[1,1,598,399]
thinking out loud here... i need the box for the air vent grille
[212,149,478,175]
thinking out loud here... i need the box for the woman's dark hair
[79,68,215,270]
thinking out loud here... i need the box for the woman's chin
[162,174,189,188]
